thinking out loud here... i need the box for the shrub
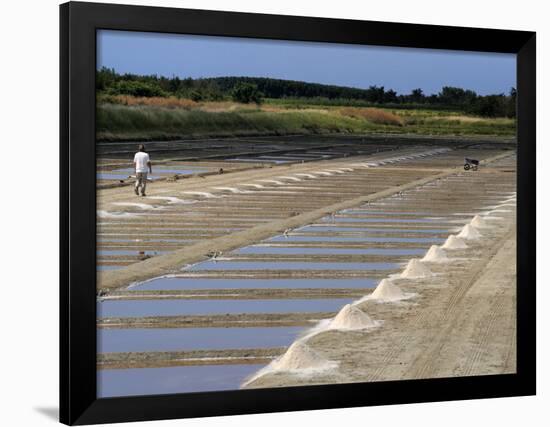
[189,90,204,102]
[467,96,508,118]
[107,80,166,97]
[231,82,264,104]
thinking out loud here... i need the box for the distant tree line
[96,67,516,117]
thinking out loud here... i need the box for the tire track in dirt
[338,215,514,382]
[460,240,516,376]
[404,229,515,380]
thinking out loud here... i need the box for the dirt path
[406,236,516,378]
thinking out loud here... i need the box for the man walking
[133,144,152,196]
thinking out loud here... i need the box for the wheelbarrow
[464,157,479,171]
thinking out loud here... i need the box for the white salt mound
[401,259,432,278]
[112,202,162,210]
[369,279,406,301]
[457,224,482,240]
[271,341,336,371]
[148,196,195,205]
[329,304,377,330]
[470,215,492,229]
[182,191,219,198]
[97,210,138,219]
[442,235,468,250]
[422,245,449,262]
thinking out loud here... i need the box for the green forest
[97,68,516,118]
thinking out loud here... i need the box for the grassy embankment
[96,95,516,141]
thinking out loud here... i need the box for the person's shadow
[34,407,58,421]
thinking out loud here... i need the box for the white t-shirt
[134,152,150,173]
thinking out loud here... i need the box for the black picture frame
[60,1,536,424]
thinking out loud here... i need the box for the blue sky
[97,30,516,96]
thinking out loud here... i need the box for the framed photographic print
[60,1,536,424]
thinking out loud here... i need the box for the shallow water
[341,210,437,216]
[228,157,290,164]
[97,172,162,181]
[98,326,305,353]
[97,167,207,180]
[269,235,445,243]
[97,298,354,318]
[299,226,451,234]
[98,249,166,256]
[97,265,125,271]
[305,150,339,155]
[324,217,448,224]
[186,261,398,271]
[99,232,228,239]
[350,211,436,217]
[97,364,264,397]
[99,227,244,233]
[132,277,377,291]
[235,246,426,256]
[151,168,208,174]
[258,155,313,161]
[289,153,330,158]
[98,237,195,243]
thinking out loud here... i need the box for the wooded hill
[96,67,516,118]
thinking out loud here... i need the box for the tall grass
[97,94,266,113]
[96,104,381,141]
[98,94,199,109]
[266,97,463,111]
[339,107,404,126]
[96,98,516,141]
